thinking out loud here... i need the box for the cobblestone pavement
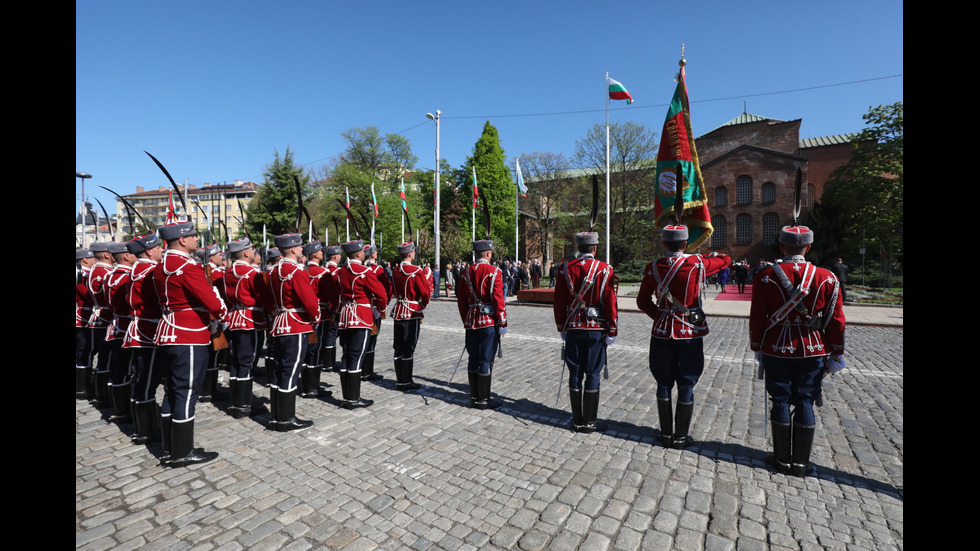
[77,298,903,551]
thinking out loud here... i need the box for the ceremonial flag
[371,183,379,217]
[400,181,408,212]
[607,76,633,104]
[472,167,479,208]
[345,187,350,219]
[166,190,177,224]
[516,158,528,197]
[652,64,713,251]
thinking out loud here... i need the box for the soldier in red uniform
[104,242,137,422]
[300,241,328,398]
[317,245,343,373]
[390,241,432,391]
[456,239,507,409]
[153,221,227,467]
[76,248,97,400]
[268,233,320,431]
[553,232,618,433]
[637,225,731,449]
[223,237,275,419]
[88,242,115,408]
[123,233,165,445]
[360,244,391,382]
[198,243,227,403]
[335,240,389,409]
[750,225,845,477]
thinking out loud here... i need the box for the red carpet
[713,285,754,301]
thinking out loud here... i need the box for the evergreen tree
[245,147,311,238]
[459,121,516,258]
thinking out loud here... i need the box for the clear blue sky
[76,0,903,217]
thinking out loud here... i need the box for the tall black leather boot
[168,419,218,467]
[361,350,383,381]
[108,383,132,422]
[568,388,584,430]
[769,421,792,475]
[657,397,674,446]
[474,374,501,410]
[342,372,373,409]
[397,359,421,391]
[791,424,816,477]
[160,414,172,463]
[276,389,313,432]
[93,370,110,408]
[200,367,225,403]
[131,401,160,445]
[581,390,605,433]
[301,366,322,398]
[467,372,479,405]
[267,386,280,430]
[76,367,88,399]
[672,401,694,449]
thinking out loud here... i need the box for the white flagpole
[605,72,611,263]
[371,182,376,247]
[345,187,350,242]
[401,177,405,244]
[515,168,520,264]
[308,219,313,242]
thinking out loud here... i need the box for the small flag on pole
[472,167,479,208]
[345,187,350,219]
[400,181,408,212]
[166,190,177,224]
[607,76,633,104]
[371,183,379,217]
[516,158,528,197]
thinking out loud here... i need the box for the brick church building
[697,113,855,263]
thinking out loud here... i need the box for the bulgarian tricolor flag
[345,187,350,219]
[607,76,633,104]
[400,180,408,212]
[371,183,379,217]
[652,63,713,251]
[472,167,479,208]
[516,158,528,197]
[166,190,177,224]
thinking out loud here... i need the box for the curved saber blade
[792,167,803,225]
[99,185,148,232]
[144,151,187,215]
[94,197,115,240]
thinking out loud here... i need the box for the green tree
[339,126,418,183]
[459,121,516,258]
[809,102,903,270]
[573,121,658,265]
[245,147,311,238]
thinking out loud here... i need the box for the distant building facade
[117,180,259,241]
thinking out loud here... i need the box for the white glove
[604,335,616,346]
[755,351,762,364]
[827,355,845,374]
[372,306,381,319]
[498,326,507,336]
[560,332,566,341]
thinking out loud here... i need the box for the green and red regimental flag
[607,76,633,104]
[400,181,408,212]
[653,64,713,251]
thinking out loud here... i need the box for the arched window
[762,182,775,204]
[715,187,728,207]
[736,214,752,244]
[762,213,780,244]
[711,216,726,248]
[736,176,752,205]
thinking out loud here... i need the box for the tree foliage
[513,151,575,266]
[458,122,516,258]
[808,102,903,267]
[245,147,311,238]
[574,121,658,264]
[339,126,417,183]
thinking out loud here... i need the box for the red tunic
[336,260,388,330]
[124,258,161,349]
[749,257,845,358]
[76,266,93,328]
[318,261,341,317]
[105,264,134,341]
[269,257,321,336]
[390,261,432,320]
[553,255,618,337]
[456,259,507,329]
[637,252,731,339]
[88,262,114,328]
[153,250,228,346]
[223,260,274,331]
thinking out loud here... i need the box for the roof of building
[798,134,859,148]
[123,180,259,198]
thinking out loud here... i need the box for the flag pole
[472,167,477,262]
[605,72,611,263]
[401,178,405,244]
[515,172,520,264]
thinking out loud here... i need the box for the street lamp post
[426,110,441,280]
[76,172,92,247]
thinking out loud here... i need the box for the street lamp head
[76,172,92,179]
[426,113,435,121]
